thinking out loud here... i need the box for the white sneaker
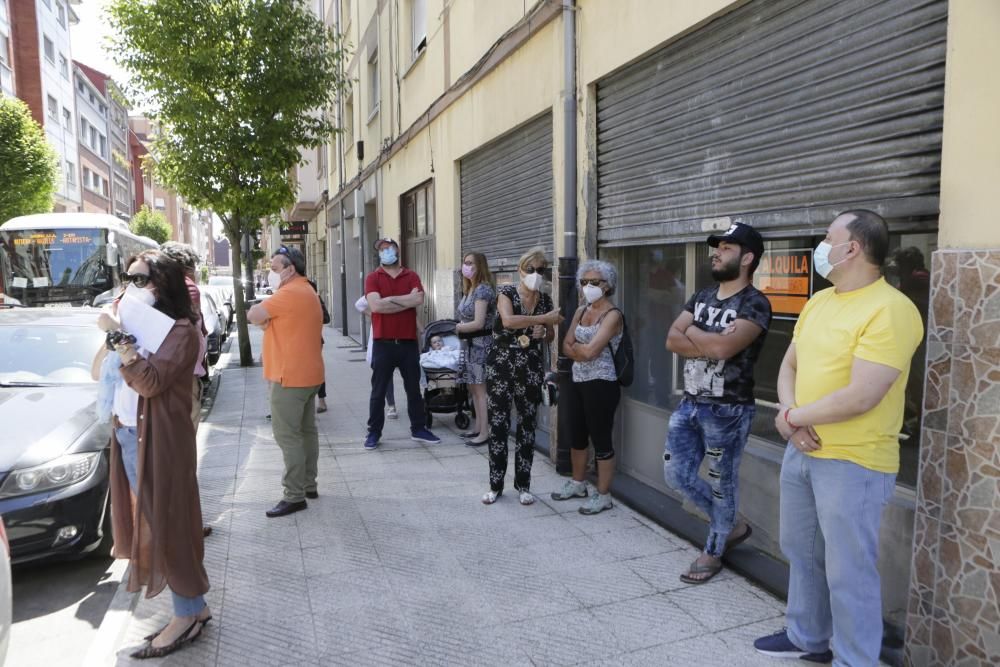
[550,479,588,501]
[518,491,535,506]
[386,406,398,419]
[482,490,501,505]
[579,492,613,515]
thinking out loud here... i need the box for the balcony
[287,156,323,221]
[1,63,13,98]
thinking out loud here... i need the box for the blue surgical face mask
[379,248,398,266]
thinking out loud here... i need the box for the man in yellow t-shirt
[753,211,922,667]
[248,247,325,519]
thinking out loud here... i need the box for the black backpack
[593,307,634,387]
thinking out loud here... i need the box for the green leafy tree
[129,205,172,244]
[0,97,58,224]
[108,0,348,365]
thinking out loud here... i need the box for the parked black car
[0,307,113,563]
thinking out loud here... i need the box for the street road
[8,556,124,667]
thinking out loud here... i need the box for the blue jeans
[367,340,424,436]
[114,425,206,618]
[780,445,895,667]
[663,398,754,557]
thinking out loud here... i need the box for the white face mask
[521,272,543,292]
[582,284,604,304]
[813,241,851,279]
[125,283,155,307]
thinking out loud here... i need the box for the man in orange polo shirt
[248,247,325,518]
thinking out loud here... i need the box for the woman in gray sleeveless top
[551,260,623,515]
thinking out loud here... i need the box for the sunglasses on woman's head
[579,279,604,287]
[125,273,151,288]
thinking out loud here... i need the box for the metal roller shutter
[596,0,948,246]
[461,114,554,270]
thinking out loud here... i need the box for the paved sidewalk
[98,326,799,667]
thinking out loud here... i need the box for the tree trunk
[242,230,257,303]
[228,229,254,366]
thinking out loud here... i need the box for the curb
[81,559,135,667]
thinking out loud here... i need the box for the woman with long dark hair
[107,249,211,659]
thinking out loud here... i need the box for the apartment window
[58,53,68,79]
[367,45,379,117]
[99,135,107,158]
[80,117,88,137]
[99,104,107,116]
[410,0,427,59]
[77,80,86,94]
[62,107,71,128]
[42,0,51,9]
[89,92,97,106]
[56,2,66,28]
[83,167,91,188]
[65,161,75,185]
[0,35,10,68]
[89,126,97,148]
[47,95,58,121]
[43,35,55,64]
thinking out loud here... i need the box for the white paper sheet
[11,277,27,288]
[33,277,49,287]
[117,292,175,354]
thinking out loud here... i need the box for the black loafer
[305,490,319,499]
[265,500,307,518]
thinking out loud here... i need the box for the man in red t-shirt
[363,238,440,449]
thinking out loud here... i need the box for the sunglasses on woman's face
[125,273,151,288]
[523,265,548,274]
[580,279,606,287]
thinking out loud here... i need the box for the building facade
[76,61,132,220]
[10,0,82,212]
[0,0,14,98]
[72,61,112,214]
[324,1,999,664]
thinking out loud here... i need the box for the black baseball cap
[707,222,764,258]
[373,237,398,251]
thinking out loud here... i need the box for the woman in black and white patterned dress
[455,252,496,446]
[482,248,563,505]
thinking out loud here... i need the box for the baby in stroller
[419,321,472,430]
[420,335,461,370]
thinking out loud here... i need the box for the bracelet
[783,407,800,430]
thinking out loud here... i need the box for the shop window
[611,244,689,411]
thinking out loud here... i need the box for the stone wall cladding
[906,249,1000,667]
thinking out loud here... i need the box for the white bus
[0,213,159,307]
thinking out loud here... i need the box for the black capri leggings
[565,379,621,460]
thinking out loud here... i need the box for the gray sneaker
[579,492,613,515]
[550,479,588,501]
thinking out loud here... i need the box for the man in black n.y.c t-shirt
[664,222,772,584]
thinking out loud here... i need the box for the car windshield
[208,277,234,287]
[0,228,110,288]
[0,324,105,386]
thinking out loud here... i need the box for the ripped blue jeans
[664,398,754,557]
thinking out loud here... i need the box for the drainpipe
[335,5,349,336]
[555,0,577,474]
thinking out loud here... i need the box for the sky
[70,0,137,100]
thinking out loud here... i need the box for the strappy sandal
[144,615,212,641]
[131,617,204,659]
[679,559,723,585]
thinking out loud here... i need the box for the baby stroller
[420,319,472,430]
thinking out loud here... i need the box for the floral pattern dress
[484,284,554,493]
[457,282,496,385]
